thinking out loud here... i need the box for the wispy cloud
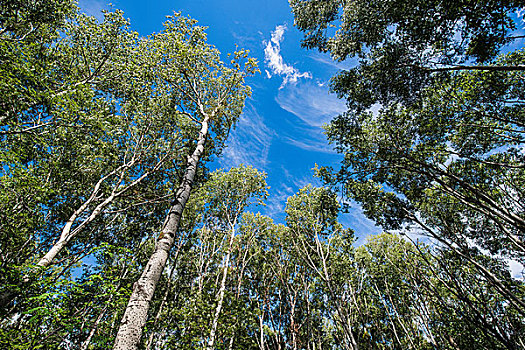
[276,81,346,127]
[339,203,382,245]
[291,175,322,192]
[230,28,262,50]
[264,25,312,89]
[264,184,294,221]
[395,225,525,280]
[283,131,335,154]
[263,174,324,222]
[220,103,273,171]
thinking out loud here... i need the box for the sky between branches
[77,0,380,239]
[76,0,525,280]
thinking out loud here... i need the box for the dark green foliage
[291,0,525,109]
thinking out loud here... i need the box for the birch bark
[112,114,210,350]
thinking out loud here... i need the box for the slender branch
[421,64,525,72]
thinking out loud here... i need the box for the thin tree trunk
[112,114,210,350]
[372,282,404,349]
[80,303,109,350]
[207,222,236,350]
[408,211,525,315]
[81,257,133,350]
[227,333,235,350]
[36,161,129,268]
[37,236,71,268]
[37,148,169,268]
[307,233,357,350]
[258,311,265,350]
[427,64,525,72]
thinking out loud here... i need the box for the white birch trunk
[145,242,183,350]
[36,163,125,268]
[37,149,168,268]
[259,313,265,350]
[80,303,109,350]
[37,237,69,268]
[112,115,210,350]
[207,223,235,350]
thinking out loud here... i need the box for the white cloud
[220,103,273,171]
[262,175,322,221]
[230,28,262,49]
[264,185,294,220]
[264,25,312,89]
[338,202,382,245]
[309,52,358,71]
[276,81,346,127]
[280,165,292,180]
[291,176,322,192]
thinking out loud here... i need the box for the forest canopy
[0,0,524,349]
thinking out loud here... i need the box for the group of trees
[0,0,524,349]
[290,0,525,347]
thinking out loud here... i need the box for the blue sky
[77,0,377,240]
[76,1,525,278]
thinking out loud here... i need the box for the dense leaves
[291,0,525,109]
[292,0,525,348]
[1,0,524,349]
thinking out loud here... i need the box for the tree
[112,14,257,349]
[292,0,525,322]
[290,0,525,111]
[31,9,198,269]
[138,167,267,350]
[285,185,359,350]
[0,242,143,349]
[318,57,525,309]
[235,212,290,350]
[0,7,192,312]
[197,166,267,350]
[354,232,525,350]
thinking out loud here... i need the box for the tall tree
[195,166,267,350]
[285,185,359,350]
[0,7,193,313]
[292,0,525,318]
[112,15,257,349]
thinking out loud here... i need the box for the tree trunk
[37,236,70,268]
[36,164,125,268]
[37,141,169,269]
[145,242,183,350]
[258,312,265,350]
[207,223,236,350]
[112,115,210,350]
[80,303,109,350]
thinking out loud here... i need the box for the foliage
[291,0,525,110]
[293,0,525,330]
[1,1,524,349]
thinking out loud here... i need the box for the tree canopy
[292,0,525,344]
[0,0,524,349]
